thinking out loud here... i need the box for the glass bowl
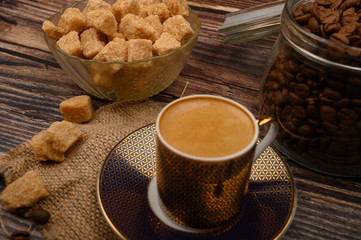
[44,0,200,101]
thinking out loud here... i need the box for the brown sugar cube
[60,95,93,123]
[85,9,117,36]
[139,0,160,6]
[145,15,162,39]
[46,121,82,153]
[91,71,115,90]
[56,31,83,57]
[162,15,194,44]
[58,8,86,35]
[112,0,140,23]
[107,32,125,41]
[119,14,157,42]
[163,0,189,17]
[152,32,181,56]
[31,131,65,162]
[138,0,160,16]
[1,171,49,210]
[94,37,128,62]
[42,21,63,40]
[127,39,153,62]
[80,28,106,59]
[83,0,112,14]
[147,3,169,22]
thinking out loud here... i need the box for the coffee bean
[303,2,317,13]
[338,108,359,123]
[334,97,350,109]
[288,92,305,105]
[308,17,320,33]
[324,22,342,34]
[308,118,322,127]
[298,124,316,137]
[272,91,284,105]
[320,96,335,104]
[351,99,361,106]
[320,105,337,122]
[316,0,334,6]
[307,104,319,118]
[267,81,280,90]
[323,87,342,100]
[330,32,350,45]
[10,231,30,240]
[295,13,311,24]
[343,0,359,8]
[29,208,51,225]
[322,120,339,133]
[295,83,310,98]
[293,9,305,18]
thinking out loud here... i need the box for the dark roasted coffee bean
[308,118,322,127]
[29,208,51,225]
[324,22,341,34]
[288,92,305,105]
[288,59,302,73]
[267,81,280,90]
[302,67,319,79]
[320,105,337,122]
[10,231,30,240]
[292,106,307,120]
[277,71,288,85]
[330,32,350,45]
[322,120,339,133]
[307,104,319,118]
[343,0,359,8]
[272,91,284,105]
[315,0,333,6]
[308,17,320,33]
[351,98,361,106]
[338,108,359,123]
[303,2,317,13]
[320,96,335,104]
[298,124,316,137]
[334,98,350,109]
[295,83,310,98]
[293,9,304,18]
[323,87,342,100]
[295,13,311,24]
[322,13,340,25]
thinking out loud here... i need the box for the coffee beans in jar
[260,0,361,176]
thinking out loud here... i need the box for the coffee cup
[148,95,278,233]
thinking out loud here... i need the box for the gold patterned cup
[149,95,278,232]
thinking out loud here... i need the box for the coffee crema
[159,96,255,158]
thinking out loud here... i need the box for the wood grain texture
[1,0,360,239]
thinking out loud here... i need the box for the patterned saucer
[96,124,297,240]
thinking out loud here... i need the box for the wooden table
[1,0,360,239]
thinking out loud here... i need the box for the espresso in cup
[159,96,255,158]
[151,95,278,231]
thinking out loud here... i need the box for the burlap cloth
[0,100,166,239]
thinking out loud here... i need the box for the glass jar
[260,0,361,176]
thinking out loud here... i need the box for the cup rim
[156,94,259,163]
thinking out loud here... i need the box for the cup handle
[254,116,279,161]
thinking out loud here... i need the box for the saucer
[96,124,297,240]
